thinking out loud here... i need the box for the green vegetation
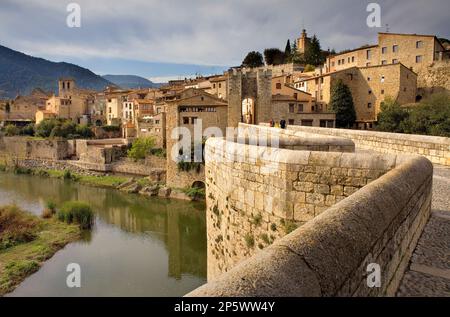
[0,206,40,251]
[244,233,255,249]
[34,118,94,139]
[183,187,206,200]
[377,94,450,137]
[251,213,263,226]
[280,219,298,234]
[303,35,325,66]
[270,223,277,232]
[0,205,81,295]
[4,124,20,136]
[264,48,286,66]
[260,233,271,245]
[128,137,156,160]
[304,64,316,72]
[42,201,57,219]
[241,51,264,68]
[329,79,356,128]
[101,125,121,133]
[57,201,94,230]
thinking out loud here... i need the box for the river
[0,172,207,297]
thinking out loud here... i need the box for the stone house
[325,33,448,76]
[296,63,417,129]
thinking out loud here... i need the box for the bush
[36,119,59,138]
[56,201,94,230]
[0,206,39,250]
[304,64,316,72]
[75,125,94,138]
[330,79,356,128]
[376,98,409,133]
[183,187,206,200]
[4,124,20,136]
[42,201,57,219]
[101,125,121,133]
[244,233,255,248]
[128,137,156,160]
[21,124,35,136]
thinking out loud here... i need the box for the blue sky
[0,0,449,82]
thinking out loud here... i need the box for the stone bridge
[187,124,449,297]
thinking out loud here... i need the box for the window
[381,75,385,83]
[352,56,355,63]
[367,77,371,81]
[298,104,304,113]
[289,104,295,113]
[416,41,423,49]
[368,90,372,95]
[183,117,189,124]
[366,50,372,60]
[348,57,351,63]
[366,62,371,67]
[332,61,335,67]
[393,45,399,53]
[288,119,295,125]
[381,89,385,95]
[392,59,399,64]
[338,60,341,65]
[191,117,197,124]
[213,84,216,89]
[219,83,222,88]
[301,120,313,127]
[320,78,324,84]
[368,103,372,109]
[381,60,387,65]
[108,107,112,114]
[404,87,407,92]
[276,83,282,89]
[293,93,298,99]
[155,120,160,124]
[416,55,423,63]
[381,47,387,54]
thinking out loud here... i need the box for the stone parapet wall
[188,152,433,296]
[202,137,409,280]
[111,158,166,180]
[286,125,450,166]
[241,123,355,152]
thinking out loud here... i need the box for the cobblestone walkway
[396,165,450,297]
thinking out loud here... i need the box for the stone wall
[417,60,450,94]
[111,158,166,181]
[188,138,433,296]
[286,125,450,166]
[0,136,69,160]
[203,137,410,280]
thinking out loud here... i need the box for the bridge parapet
[188,126,433,296]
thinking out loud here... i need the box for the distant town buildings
[1,30,448,137]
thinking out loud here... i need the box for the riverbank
[0,162,204,201]
[0,206,81,296]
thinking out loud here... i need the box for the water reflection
[0,172,206,296]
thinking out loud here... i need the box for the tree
[128,137,156,160]
[304,35,325,66]
[329,79,356,128]
[5,102,10,113]
[284,40,292,59]
[376,98,409,133]
[241,51,264,68]
[401,93,450,137]
[264,48,286,65]
[36,119,59,138]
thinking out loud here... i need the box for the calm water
[0,172,207,297]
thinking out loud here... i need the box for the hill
[102,75,161,89]
[0,44,113,99]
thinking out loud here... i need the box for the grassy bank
[0,165,129,189]
[0,205,81,296]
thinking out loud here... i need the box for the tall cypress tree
[284,39,292,58]
[329,79,356,128]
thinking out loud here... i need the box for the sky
[0,0,449,82]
